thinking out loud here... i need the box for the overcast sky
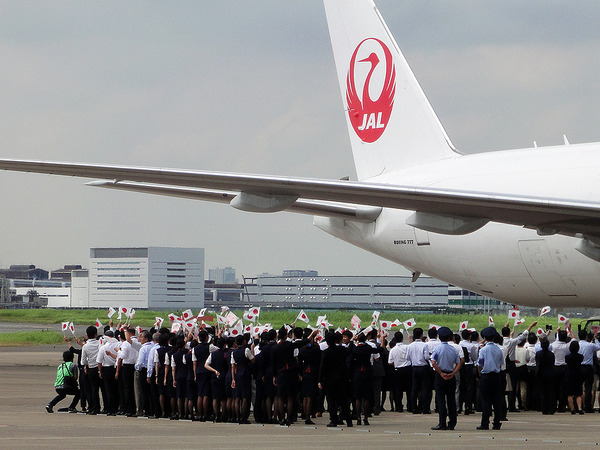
[0,1,599,278]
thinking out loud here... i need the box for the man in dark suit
[318,331,352,427]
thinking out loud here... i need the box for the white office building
[86,247,204,309]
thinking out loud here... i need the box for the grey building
[88,247,204,309]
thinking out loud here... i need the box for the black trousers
[411,365,432,413]
[393,367,412,411]
[582,365,594,411]
[101,365,119,414]
[49,387,80,409]
[122,364,136,414]
[324,381,350,424]
[459,364,475,412]
[86,367,101,413]
[434,372,457,427]
[479,372,503,427]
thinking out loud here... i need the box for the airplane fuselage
[315,142,600,307]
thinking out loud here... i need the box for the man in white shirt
[407,328,431,414]
[81,325,102,415]
[388,331,411,412]
[97,330,119,415]
[116,327,139,416]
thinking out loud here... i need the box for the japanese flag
[380,320,392,330]
[351,314,361,330]
[537,328,545,336]
[459,321,468,331]
[216,314,227,325]
[539,306,551,317]
[316,315,327,328]
[127,308,136,319]
[429,324,440,331]
[107,307,116,319]
[69,322,75,336]
[515,318,525,326]
[95,318,103,329]
[136,326,142,335]
[117,305,124,320]
[155,317,164,329]
[243,310,257,322]
[120,305,130,317]
[198,308,207,318]
[508,309,520,320]
[371,311,381,327]
[488,316,494,326]
[171,322,182,333]
[168,313,178,322]
[184,320,195,330]
[392,319,401,328]
[225,311,239,326]
[244,324,252,334]
[181,309,194,321]
[250,307,260,317]
[296,310,310,324]
[61,322,69,332]
[404,318,416,329]
[558,314,568,324]
[220,306,229,314]
[361,325,373,336]
[230,320,244,337]
[253,325,261,336]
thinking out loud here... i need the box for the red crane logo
[346,38,396,143]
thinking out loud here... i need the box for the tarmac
[2,344,600,449]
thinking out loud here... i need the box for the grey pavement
[1,345,599,448]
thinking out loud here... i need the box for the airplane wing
[1,158,599,236]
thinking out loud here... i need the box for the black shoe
[87,411,97,416]
[363,417,370,426]
[346,420,353,427]
[305,419,315,425]
[68,407,78,414]
[357,417,362,425]
[447,425,455,431]
[422,410,432,414]
[579,410,585,415]
[508,408,520,413]
[499,416,508,421]
[492,423,502,430]
[107,412,117,416]
[431,424,447,430]
[126,413,136,417]
[239,419,251,424]
[46,405,53,413]
[169,414,179,420]
[327,422,337,427]
[477,425,489,430]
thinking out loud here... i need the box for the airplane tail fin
[324,0,458,180]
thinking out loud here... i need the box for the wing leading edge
[1,158,600,237]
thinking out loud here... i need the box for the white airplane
[1,0,600,308]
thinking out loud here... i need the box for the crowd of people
[45,316,600,430]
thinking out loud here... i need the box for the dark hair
[394,331,404,342]
[569,340,580,354]
[62,350,74,362]
[293,327,304,339]
[86,325,98,339]
[501,327,510,337]
[470,331,479,342]
[461,329,471,340]
[527,333,537,345]
[413,328,423,340]
[541,339,550,350]
[558,330,568,342]
[198,330,209,342]
[428,328,437,339]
